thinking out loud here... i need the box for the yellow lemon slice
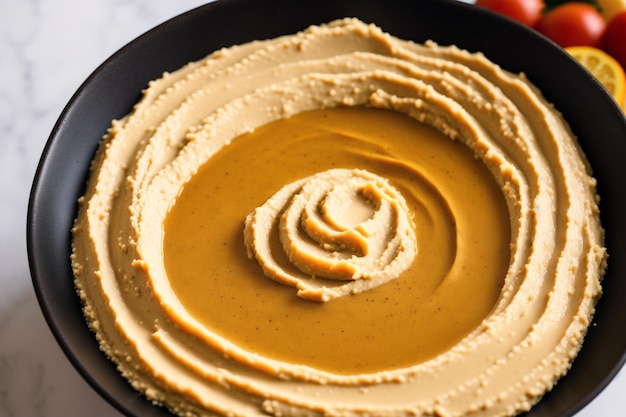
[566,46,626,110]
[597,0,626,21]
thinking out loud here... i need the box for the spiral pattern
[71,18,606,417]
[244,168,417,301]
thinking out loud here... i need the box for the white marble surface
[0,0,624,416]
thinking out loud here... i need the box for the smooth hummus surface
[71,18,606,417]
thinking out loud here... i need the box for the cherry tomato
[537,2,606,48]
[602,11,626,71]
[475,0,545,27]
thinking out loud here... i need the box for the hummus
[71,18,606,417]
[244,168,418,302]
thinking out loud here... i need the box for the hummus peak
[243,168,418,302]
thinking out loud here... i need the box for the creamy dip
[164,106,510,375]
[71,18,606,417]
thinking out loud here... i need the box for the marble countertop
[1,0,624,416]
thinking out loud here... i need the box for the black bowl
[27,0,626,416]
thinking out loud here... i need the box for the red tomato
[537,3,606,48]
[602,11,626,71]
[475,0,544,27]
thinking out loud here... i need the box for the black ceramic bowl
[28,0,626,416]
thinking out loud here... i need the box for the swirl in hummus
[71,18,606,417]
[244,168,417,301]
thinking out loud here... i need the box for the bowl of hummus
[28,0,626,416]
